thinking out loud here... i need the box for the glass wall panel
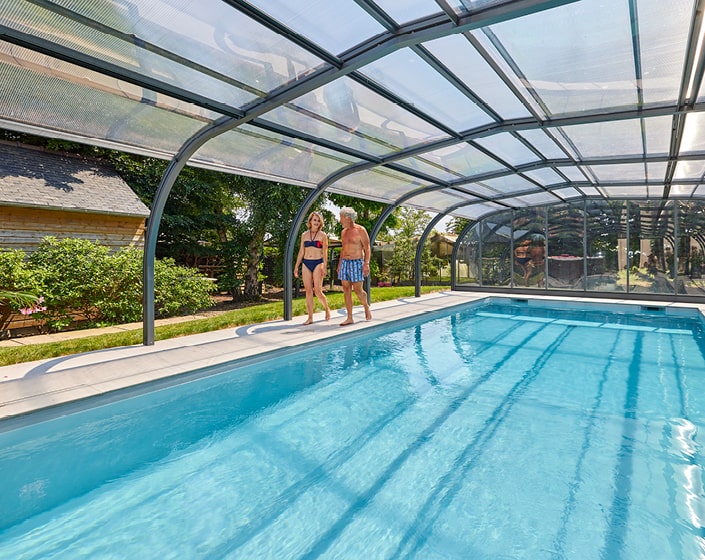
[628,201,674,295]
[547,204,585,290]
[481,214,513,287]
[512,208,545,289]
[585,200,624,293]
[677,201,705,295]
[455,224,480,287]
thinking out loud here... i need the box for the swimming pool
[1,297,705,559]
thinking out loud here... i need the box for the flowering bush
[19,296,47,316]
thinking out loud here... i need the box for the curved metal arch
[414,201,469,297]
[451,219,478,289]
[142,115,236,345]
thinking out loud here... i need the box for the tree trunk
[243,228,265,300]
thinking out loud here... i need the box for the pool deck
[1,290,704,423]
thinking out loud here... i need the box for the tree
[232,177,311,300]
[327,194,397,238]
[381,208,432,284]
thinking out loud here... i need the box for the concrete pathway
[0,291,487,422]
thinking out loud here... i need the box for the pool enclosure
[1,1,705,343]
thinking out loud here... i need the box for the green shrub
[154,256,215,318]
[0,249,39,293]
[18,238,215,331]
[29,237,110,330]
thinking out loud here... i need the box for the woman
[294,211,331,325]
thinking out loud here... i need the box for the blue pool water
[2,298,705,559]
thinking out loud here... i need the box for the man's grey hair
[340,206,357,221]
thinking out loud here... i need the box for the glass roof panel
[424,34,532,121]
[246,0,385,55]
[643,115,675,155]
[488,0,638,115]
[477,174,538,195]
[518,129,568,160]
[599,186,654,197]
[262,78,449,156]
[638,0,692,105]
[394,142,508,182]
[646,161,668,181]
[558,118,644,159]
[0,43,212,155]
[522,168,566,186]
[680,113,705,154]
[409,190,469,213]
[550,187,583,200]
[446,0,518,14]
[331,168,435,202]
[588,163,647,182]
[473,133,540,166]
[671,184,698,197]
[502,191,560,206]
[557,166,589,183]
[674,160,705,181]
[193,125,361,186]
[361,0,440,24]
[359,48,494,132]
[691,185,705,197]
[452,201,506,220]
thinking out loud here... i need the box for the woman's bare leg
[302,266,315,325]
[313,264,330,320]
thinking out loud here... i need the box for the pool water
[2,299,705,559]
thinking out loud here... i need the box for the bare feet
[325,309,331,321]
[303,318,313,326]
[340,319,354,326]
[365,308,372,321]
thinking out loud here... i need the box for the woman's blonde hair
[307,211,324,229]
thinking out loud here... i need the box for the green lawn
[0,286,445,367]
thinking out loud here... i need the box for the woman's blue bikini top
[304,239,323,248]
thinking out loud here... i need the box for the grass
[0,286,445,367]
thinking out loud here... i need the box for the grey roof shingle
[0,143,150,217]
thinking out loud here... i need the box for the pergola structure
[1,0,704,344]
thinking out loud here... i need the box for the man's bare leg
[352,282,372,321]
[340,281,354,325]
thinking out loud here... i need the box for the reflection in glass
[512,208,545,288]
[453,200,703,299]
[547,205,585,290]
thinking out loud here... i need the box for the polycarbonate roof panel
[393,142,508,182]
[260,77,450,156]
[680,113,705,154]
[452,201,506,220]
[674,160,705,181]
[359,48,494,132]
[246,0,385,55]
[588,163,648,182]
[0,0,702,223]
[373,0,441,23]
[0,41,212,156]
[410,189,470,213]
[522,168,566,186]
[423,35,532,121]
[193,125,362,187]
[488,0,638,115]
[473,133,541,166]
[517,130,568,160]
[330,167,435,203]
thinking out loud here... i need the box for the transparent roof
[1,0,703,221]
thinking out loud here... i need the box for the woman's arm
[294,233,305,278]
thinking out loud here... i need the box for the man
[337,206,372,325]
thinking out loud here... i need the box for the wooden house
[0,142,150,254]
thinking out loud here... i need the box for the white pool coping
[1,291,704,422]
